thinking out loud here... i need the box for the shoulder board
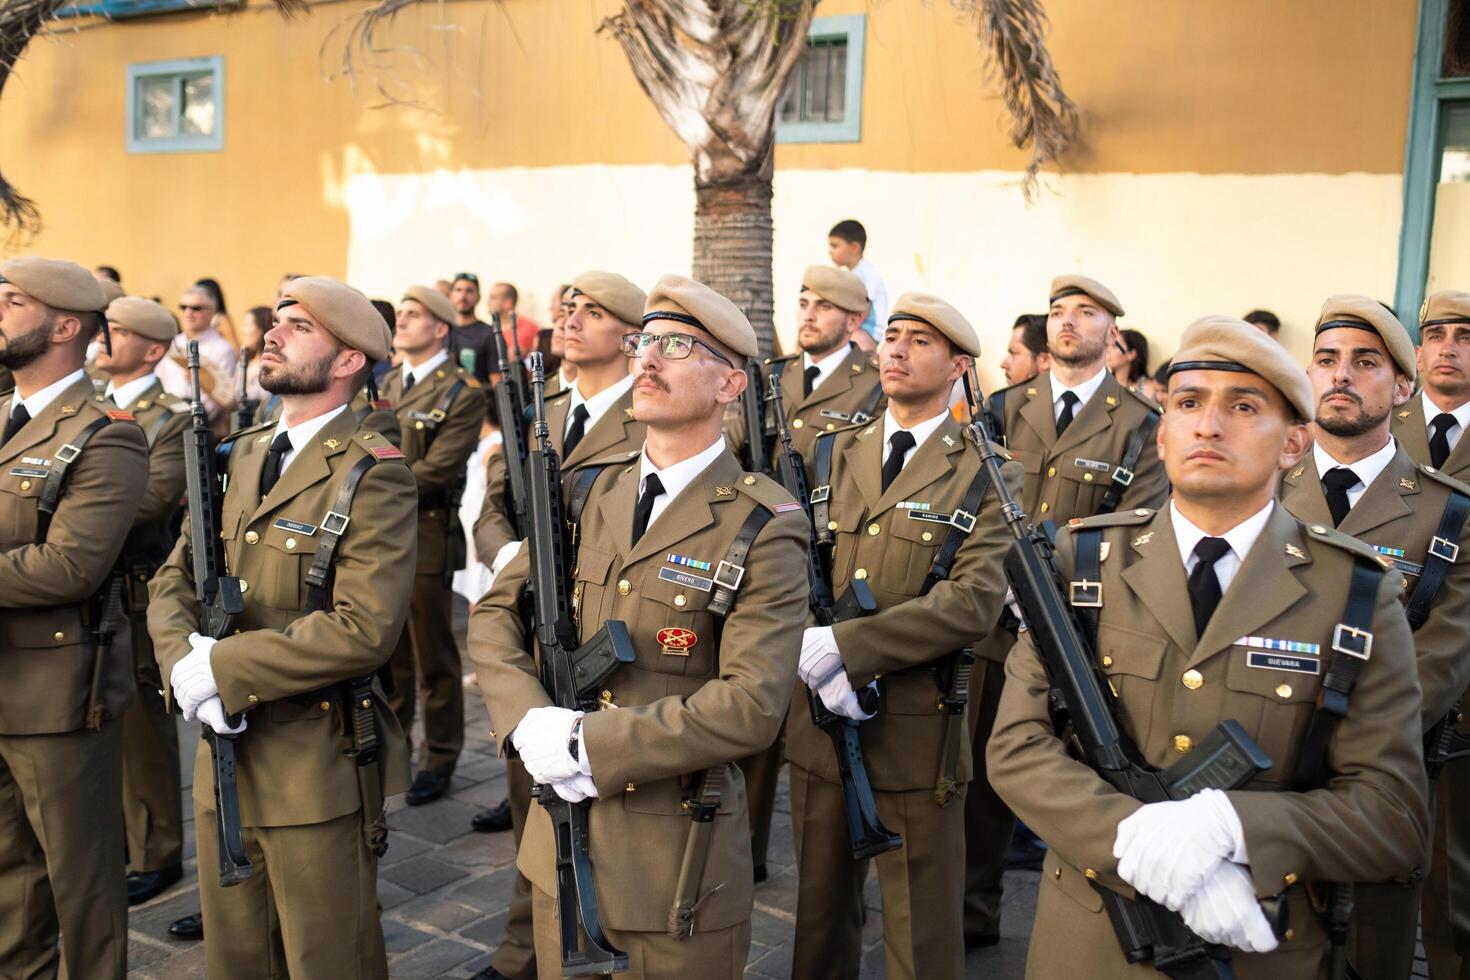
[354,429,405,458]
[1118,384,1163,415]
[103,408,135,422]
[583,448,643,472]
[1418,463,1470,497]
[367,444,406,461]
[763,353,798,365]
[735,472,801,513]
[544,386,574,400]
[992,378,1032,398]
[1064,508,1156,532]
[218,419,275,446]
[462,375,482,389]
[1301,521,1396,568]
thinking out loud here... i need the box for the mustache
[1319,385,1362,407]
[636,372,670,393]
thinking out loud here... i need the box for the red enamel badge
[656,627,698,651]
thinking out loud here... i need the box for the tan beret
[279,277,391,361]
[1169,315,1315,421]
[801,266,868,313]
[0,257,107,312]
[570,271,646,326]
[888,292,981,357]
[401,284,457,328]
[1314,294,1416,382]
[97,277,125,306]
[643,274,758,359]
[1049,274,1125,318]
[106,296,177,343]
[1422,289,1470,329]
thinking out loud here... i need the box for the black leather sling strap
[36,416,113,543]
[303,454,381,615]
[1096,412,1159,515]
[1405,489,1469,631]
[918,465,993,598]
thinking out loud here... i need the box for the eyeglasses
[179,304,209,313]
[454,273,479,285]
[621,331,733,368]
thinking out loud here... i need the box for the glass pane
[1446,0,1470,78]
[180,73,215,136]
[137,75,176,139]
[826,40,847,122]
[1426,104,1470,292]
[805,43,830,121]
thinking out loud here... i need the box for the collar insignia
[1132,532,1154,547]
[1285,544,1306,559]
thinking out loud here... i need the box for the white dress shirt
[880,406,950,471]
[1311,437,1399,510]
[567,372,634,438]
[802,343,853,396]
[7,368,86,423]
[1422,389,1470,455]
[637,436,729,531]
[402,348,450,389]
[269,404,348,475]
[105,372,159,410]
[1053,366,1109,422]
[1170,498,1275,595]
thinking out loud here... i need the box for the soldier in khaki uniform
[989,316,1430,978]
[0,257,147,979]
[784,293,1020,980]
[149,277,415,979]
[1394,288,1470,978]
[93,296,192,905]
[380,285,484,805]
[1280,294,1470,977]
[467,270,647,980]
[965,275,1170,944]
[468,274,808,978]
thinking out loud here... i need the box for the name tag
[906,510,953,525]
[1074,457,1111,473]
[10,467,48,478]
[658,567,713,593]
[407,410,437,421]
[1247,652,1321,675]
[273,518,318,536]
[819,409,853,421]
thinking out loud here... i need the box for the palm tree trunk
[693,147,776,358]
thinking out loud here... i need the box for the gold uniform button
[1047,466,1056,478]
[853,568,868,580]
[1182,669,1204,690]
[867,523,881,536]
[1310,524,1327,535]
[415,420,426,430]
[792,418,804,429]
[247,694,259,704]
[1101,655,1114,668]
[1283,872,1298,886]
[743,476,757,486]
[1134,509,1150,517]
[318,701,331,712]
[1040,502,1050,513]
[921,531,933,542]
[239,580,249,594]
[1053,867,1061,880]
[1275,683,1293,699]
[53,631,64,642]
[1084,868,1099,880]
[1173,734,1194,753]
[674,594,687,608]
[825,423,835,431]
[1083,472,1094,482]
[285,537,297,550]
[1284,928,1294,942]
[245,531,259,545]
[19,480,30,491]
[617,580,631,596]
[828,521,838,531]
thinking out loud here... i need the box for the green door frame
[1396,0,1470,332]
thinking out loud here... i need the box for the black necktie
[1,403,30,447]
[1321,466,1359,527]
[881,430,916,492]
[803,365,821,398]
[402,371,416,395]
[1430,413,1457,469]
[260,432,292,496]
[631,473,665,544]
[1056,391,1080,435]
[563,404,589,459]
[1187,537,1232,639]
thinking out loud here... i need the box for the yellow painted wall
[1,0,1421,387]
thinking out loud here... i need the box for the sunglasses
[179,303,209,313]
[621,331,733,368]
[453,273,480,285]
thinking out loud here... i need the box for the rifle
[233,348,258,432]
[492,316,532,539]
[1426,703,1470,780]
[769,378,902,861]
[182,341,253,887]
[958,369,1280,978]
[738,362,775,475]
[524,352,634,975]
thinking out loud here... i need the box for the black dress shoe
[964,930,1001,949]
[405,770,448,806]
[753,864,767,883]
[471,799,513,833]
[168,912,204,940]
[127,864,183,905]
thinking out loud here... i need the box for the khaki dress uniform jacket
[468,447,808,978]
[988,504,1430,979]
[380,362,483,779]
[148,408,416,980]
[255,387,402,447]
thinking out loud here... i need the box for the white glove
[196,696,248,735]
[817,672,876,721]
[1114,788,1247,911]
[511,706,585,784]
[1179,860,1279,953]
[170,634,220,722]
[491,540,523,578]
[549,771,599,803]
[798,626,842,687]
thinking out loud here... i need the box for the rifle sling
[1095,411,1158,515]
[36,416,113,544]
[1405,488,1469,632]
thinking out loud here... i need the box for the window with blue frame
[126,57,224,154]
[776,14,866,144]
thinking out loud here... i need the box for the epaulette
[1300,521,1397,570]
[763,353,799,365]
[1119,384,1163,415]
[1063,508,1155,532]
[992,377,1033,398]
[218,419,275,447]
[462,375,482,389]
[588,447,643,475]
[357,428,406,461]
[1418,462,1470,497]
[734,471,803,514]
[544,386,574,401]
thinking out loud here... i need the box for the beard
[0,323,50,371]
[1049,333,1107,368]
[1315,390,1390,438]
[260,346,335,395]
